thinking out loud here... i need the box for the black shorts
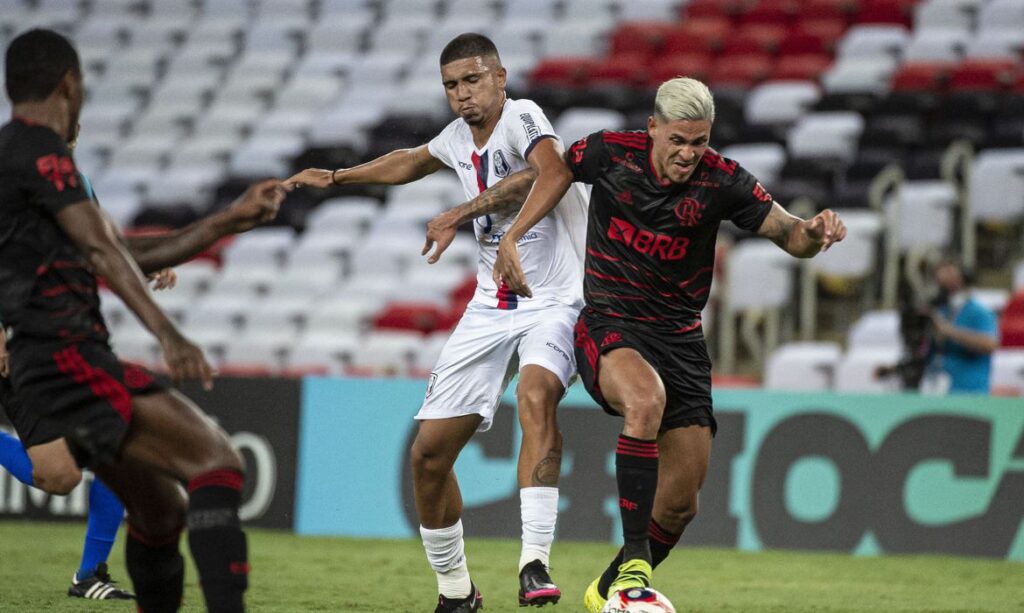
[573,308,716,435]
[5,339,166,468]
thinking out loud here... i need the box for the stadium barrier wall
[296,378,1024,561]
[0,377,301,530]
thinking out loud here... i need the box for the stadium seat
[771,54,834,81]
[540,21,612,57]
[964,29,1024,61]
[787,111,865,161]
[555,108,626,148]
[684,0,749,21]
[978,0,1024,33]
[618,0,680,21]
[285,331,362,377]
[662,19,732,55]
[648,53,715,86]
[886,180,957,251]
[948,59,1019,91]
[765,341,843,391]
[914,0,976,30]
[855,0,916,27]
[373,303,449,334]
[822,56,899,94]
[348,330,425,377]
[810,209,882,277]
[721,143,788,186]
[835,346,904,392]
[608,22,676,60]
[969,149,1024,224]
[837,24,910,59]
[902,28,970,62]
[991,350,1024,395]
[708,54,773,88]
[890,61,955,91]
[848,310,901,349]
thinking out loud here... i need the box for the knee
[130,484,187,540]
[618,391,666,436]
[410,438,454,478]
[516,386,559,433]
[33,465,82,495]
[197,429,245,477]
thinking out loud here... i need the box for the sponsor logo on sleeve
[35,154,78,192]
[520,113,541,141]
[753,181,773,202]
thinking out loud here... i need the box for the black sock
[126,527,184,613]
[615,435,658,563]
[598,518,682,596]
[187,469,249,613]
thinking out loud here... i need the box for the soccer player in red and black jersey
[1,29,285,612]
[492,77,846,609]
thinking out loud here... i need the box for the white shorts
[416,302,579,432]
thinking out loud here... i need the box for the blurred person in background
[880,255,997,394]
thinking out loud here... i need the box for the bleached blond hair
[654,77,715,123]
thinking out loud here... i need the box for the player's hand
[225,179,287,233]
[158,329,215,391]
[148,268,177,291]
[805,209,847,252]
[283,168,335,190]
[493,237,532,298]
[422,210,460,264]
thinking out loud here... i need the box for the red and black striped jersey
[565,129,773,338]
[0,119,107,344]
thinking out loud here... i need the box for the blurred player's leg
[515,364,564,606]
[595,425,711,598]
[599,348,665,592]
[98,389,248,613]
[68,477,134,600]
[0,430,34,484]
[411,415,483,611]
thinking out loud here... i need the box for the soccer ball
[601,587,676,613]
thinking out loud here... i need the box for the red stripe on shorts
[53,345,132,423]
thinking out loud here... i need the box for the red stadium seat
[795,18,848,42]
[374,303,447,334]
[648,53,715,86]
[890,62,954,91]
[740,0,798,25]
[529,57,597,88]
[684,0,749,21]
[729,23,789,54]
[803,0,859,21]
[771,53,833,80]
[708,53,773,87]
[778,31,832,56]
[663,18,732,55]
[1016,72,1024,93]
[949,60,1019,92]
[588,54,649,87]
[609,22,677,60]
[999,292,1024,347]
[855,0,917,27]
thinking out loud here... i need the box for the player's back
[0,119,106,343]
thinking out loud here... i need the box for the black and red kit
[566,130,773,432]
[0,118,164,465]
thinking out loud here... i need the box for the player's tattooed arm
[123,180,286,273]
[421,169,537,264]
[757,202,847,258]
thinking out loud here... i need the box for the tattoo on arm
[454,169,537,222]
[758,203,800,251]
[531,444,562,487]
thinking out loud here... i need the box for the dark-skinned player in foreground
[1,29,286,612]
[490,77,846,611]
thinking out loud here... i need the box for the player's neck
[12,100,70,140]
[468,94,506,149]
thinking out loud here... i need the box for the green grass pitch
[0,521,1020,612]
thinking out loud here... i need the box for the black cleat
[518,559,561,607]
[435,583,483,612]
[68,562,136,600]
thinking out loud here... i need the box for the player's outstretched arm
[422,168,538,264]
[123,180,286,274]
[55,202,214,389]
[285,145,446,189]
[757,202,847,258]
[492,139,574,297]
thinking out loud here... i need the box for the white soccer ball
[601,587,676,613]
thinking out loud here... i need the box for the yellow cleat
[607,559,652,595]
[583,576,607,613]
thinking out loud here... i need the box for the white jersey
[428,98,588,311]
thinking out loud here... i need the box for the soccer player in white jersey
[285,33,588,611]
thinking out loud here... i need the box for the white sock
[519,486,559,572]
[420,521,472,598]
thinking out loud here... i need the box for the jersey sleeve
[23,127,90,216]
[565,131,610,184]
[427,119,460,169]
[722,161,774,233]
[503,100,559,161]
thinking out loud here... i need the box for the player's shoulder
[0,119,67,168]
[505,97,546,118]
[699,147,743,179]
[597,129,648,152]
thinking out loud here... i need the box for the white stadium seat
[765,342,843,391]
